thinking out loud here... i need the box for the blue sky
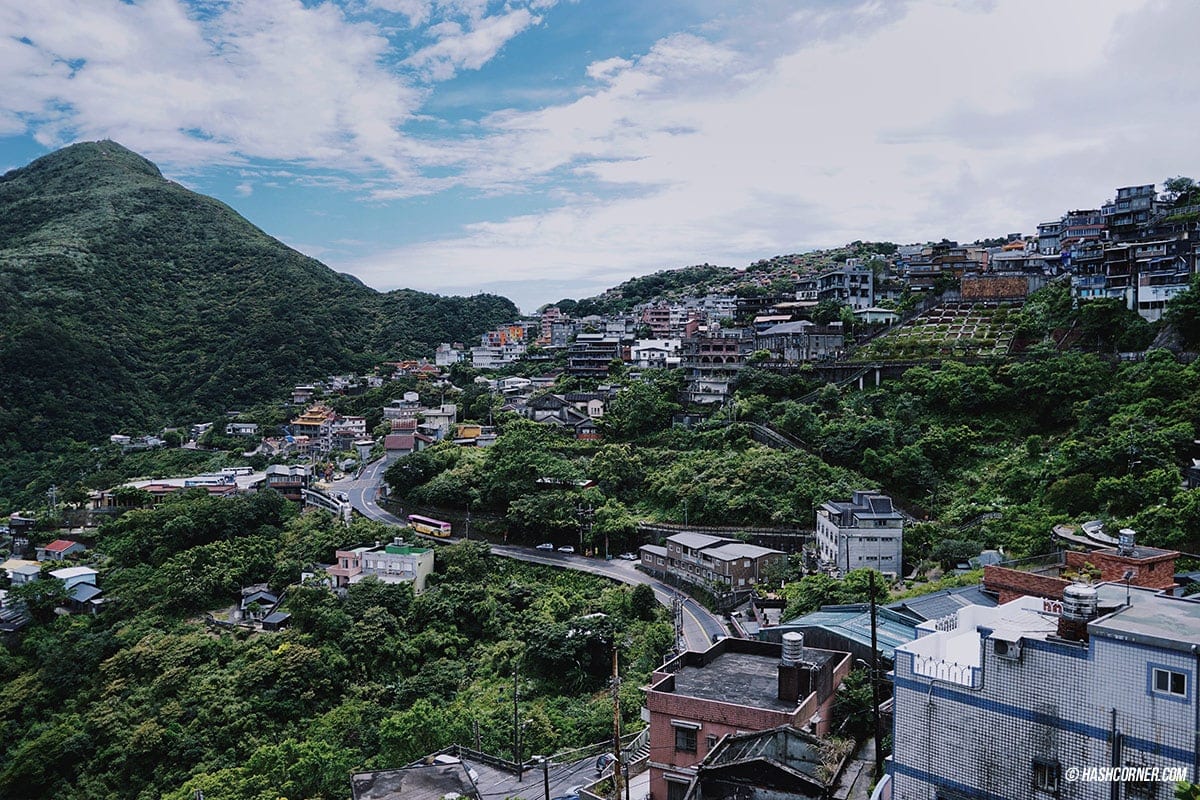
[2,0,1199,312]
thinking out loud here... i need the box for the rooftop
[668,532,733,550]
[1090,584,1200,654]
[703,543,784,561]
[663,644,837,712]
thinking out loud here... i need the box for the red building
[645,636,851,800]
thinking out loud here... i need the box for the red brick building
[984,540,1178,604]
[645,636,851,800]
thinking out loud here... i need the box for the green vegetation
[0,491,670,799]
[0,141,517,511]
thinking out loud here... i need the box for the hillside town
[5,179,1200,800]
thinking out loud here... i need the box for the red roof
[384,434,415,451]
[43,539,80,552]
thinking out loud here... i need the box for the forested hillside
[0,141,517,508]
[0,492,668,799]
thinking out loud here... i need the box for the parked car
[536,542,554,550]
[618,552,638,560]
[557,545,575,553]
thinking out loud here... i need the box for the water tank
[781,632,805,665]
[1118,528,1137,556]
[1061,584,1099,622]
[403,391,420,403]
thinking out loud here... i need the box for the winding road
[330,459,729,651]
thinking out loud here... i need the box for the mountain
[0,141,517,505]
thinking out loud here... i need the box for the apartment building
[815,491,904,579]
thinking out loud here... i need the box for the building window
[673,726,698,753]
[1033,758,1060,793]
[665,778,689,800]
[1124,766,1156,799]
[1152,667,1187,698]
[705,734,717,751]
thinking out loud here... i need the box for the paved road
[330,459,728,650]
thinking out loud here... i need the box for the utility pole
[611,644,624,800]
[869,570,883,781]
[512,670,522,781]
[673,594,686,654]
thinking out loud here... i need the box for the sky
[2,0,1198,312]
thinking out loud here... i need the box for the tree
[599,379,680,441]
[11,578,69,622]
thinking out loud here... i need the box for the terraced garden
[852,302,1021,361]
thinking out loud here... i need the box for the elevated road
[330,459,728,650]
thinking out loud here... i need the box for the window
[666,778,689,800]
[1152,668,1187,697]
[705,734,717,751]
[674,726,697,753]
[1125,767,1155,799]
[1033,758,1060,793]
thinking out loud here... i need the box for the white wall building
[815,491,904,578]
[890,585,1200,799]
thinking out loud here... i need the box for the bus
[407,514,453,537]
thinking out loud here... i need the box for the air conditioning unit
[993,636,1022,661]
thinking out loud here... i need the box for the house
[630,339,682,369]
[224,422,260,437]
[1,559,41,586]
[640,533,784,594]
[67,582,103,614]
[292,385,317,405]
[49,565,98,590]
[679,332,751,404]
[814,491,904,579]
[240,589,279,620]
[420,404,457,439]
[853,306,901,325]
[383,433,416,457]
[889,583,1200,800]
[36,539,86,562]
[330,539,435,593]
[264,464,311,502]
[683,725,854,800]
[566,333,623,378]
[646,635,851,800]
[754,321,843,363]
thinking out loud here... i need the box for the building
[434,342,465,367]
[264,464,311,502]
[640,533,784,593]
[0,559,41,586]
[679,332,751,404]
[566,333,623,378]
[630,338,682,369]
[816,265,874,310]
[35,539,87,561]
[755,321,843,363]
[815,491,904,579]
[224,422,260,437]
[329,539,435,593]
[889,583,1200,800]
[646,635,852,800]
[684,725,854,800]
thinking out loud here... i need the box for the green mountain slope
[0,141,516,505]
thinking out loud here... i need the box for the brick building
[646,635,851,800]
[983,531,1178,604]
[640,533,784,592]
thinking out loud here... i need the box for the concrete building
[646,636,851,800]
[889,584,1200,799]
[641,533,784,593]
[815,491,904,579]
[329,539,435,593]
[755,321,843,363]
[679,332,751,404]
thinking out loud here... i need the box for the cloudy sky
[1,0,1197,311]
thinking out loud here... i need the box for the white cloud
[404,7,542,81]
[344,0,1200,305]
[234,181,253,196]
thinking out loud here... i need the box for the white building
[889,584,1200,799]
[471,343,526,369]
[629,338,682,369]
[435,342,464,367]
[815,491,904,578]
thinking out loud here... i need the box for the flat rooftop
[1090,584,1200,653]
[668,649,835,712]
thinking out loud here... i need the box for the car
[618,552,638,560]
[536,542,554,550]
[557,545,575,553]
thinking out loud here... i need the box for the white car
[618,552,638,560]
[557,545,575,554]
[536,542,554,550]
